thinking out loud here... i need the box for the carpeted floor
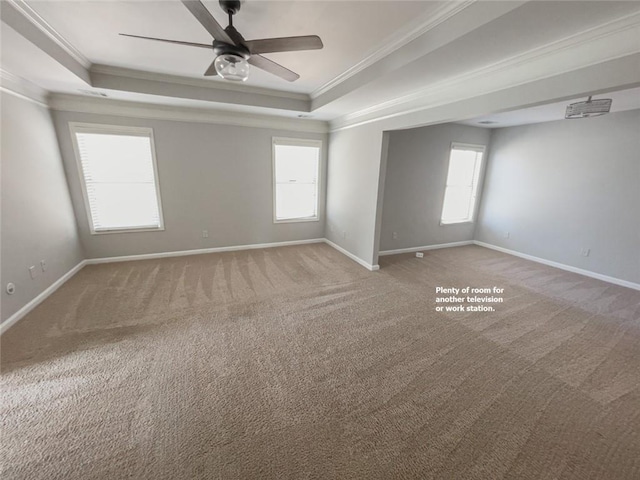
[1,244,639,479]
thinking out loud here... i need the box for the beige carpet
[1,244,639,479]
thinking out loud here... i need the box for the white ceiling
[1,24,87,93]
[24,0,439,93]
[457,87,640,129]
[2,1,639,125]
[311,0,640,118]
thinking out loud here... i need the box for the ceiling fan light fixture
[123,1,323,82]
[214,53,249,81]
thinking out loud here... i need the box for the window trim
[439,142,486,226]
[69,122,165,235]
[272,137,322,224]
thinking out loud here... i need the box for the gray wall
[1,93,84,323]
[52,111,327,259]
[325,123,385,267]
[327,56,639,268]
[476,109,640,284]
[380,123,491,251]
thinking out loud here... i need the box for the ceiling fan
[120,0,323,82]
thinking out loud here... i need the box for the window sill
[91,226,165,235]
[440,220,474,226]
[274,217,320,224]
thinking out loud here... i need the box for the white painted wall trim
[4,0,91,69]
[0,260,87,335]
[89,238,381,272]
[10,238,633,336]
[85,239,326,264]
[378,241,474,256]
[0,237,379,334]
[85,238,382,273]
[91,65,308,101]
[323,239,379,271]
[2,0,91,84]
[73,238,383,271]
[310,0,475,100]
[473,241,640,291]
[330,11,640,131]
[0,85,49,108]
[0,69,48,106]
[49,94,330,133]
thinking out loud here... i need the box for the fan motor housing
[219,0,241,15]
[212,40,250,59]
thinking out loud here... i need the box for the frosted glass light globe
[214,54,250,82]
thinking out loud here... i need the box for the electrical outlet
[580,248,590,257]
[504,231,510,239]
[28,266,37,279]
[416,252,424,258]
[202,230,209,238]
[392,232,398,240]
[40,260,46,272]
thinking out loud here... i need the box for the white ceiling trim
[5,1,313,105]
[48,93,329,134]
[90,65,309,101]
[0,68,48,106]
[6,0,91,69]
[2,0,90,83]
[328,55,640,144]
[330,10,640,131]
[331,52,640,133]
[90,67,311,112]
[309,0,476,100]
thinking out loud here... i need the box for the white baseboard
[0,237,382,334]
[85,238,325,265]
[0,260,87,335]
[323,239,379,271]
[473,241,640,291]
[378,240,474,256]
[87,238,384,275]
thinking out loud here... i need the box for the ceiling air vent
[478,121,497,125]
[565,96,612,119]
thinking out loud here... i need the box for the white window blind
[273,139,320,222]
[72,125,163,233]
[441,143,484,224]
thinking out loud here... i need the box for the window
[272,138,321,223]
[70,123,164,234]
[440,143,485,225]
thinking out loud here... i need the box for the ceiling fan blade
[181,0,233,44]
[248,55,299,82]
[244,35,323,54]
[119,34,211,49]
[204,59,218,77]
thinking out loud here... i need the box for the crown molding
[48,93,329,134]
[0,68,48,106]
[90,65,309,101]
[1,0,91,83]
[90,65,311,112]
[4,0,91,69]
[330,10,640,131]
[310,0,476,100]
